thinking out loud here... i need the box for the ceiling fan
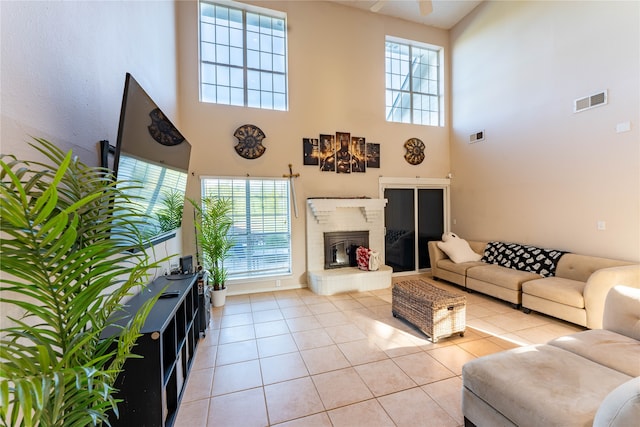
[370,0,433,16]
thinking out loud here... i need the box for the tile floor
[175,273,584,427]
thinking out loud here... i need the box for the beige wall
[176,0,451,292]
[450,0,640,262]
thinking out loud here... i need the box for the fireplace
[306,198,392,295]
[324,231,369,269]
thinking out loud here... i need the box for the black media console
[104,273,204,426]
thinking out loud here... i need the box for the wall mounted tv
[113,72,191,248]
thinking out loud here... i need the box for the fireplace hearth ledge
[307,265,392,295]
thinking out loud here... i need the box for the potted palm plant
[190,196,234,307]
[0,138,162,426]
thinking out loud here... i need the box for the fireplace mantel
[307,198,388,224]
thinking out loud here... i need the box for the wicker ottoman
[392,279,466,343]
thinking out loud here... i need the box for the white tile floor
[175,273,584,427]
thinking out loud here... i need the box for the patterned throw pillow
[482,241,567,277]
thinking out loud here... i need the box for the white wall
[450,0,640,261]
[176,0,452,291]
[0,1,184,326]
[1,0,180,166]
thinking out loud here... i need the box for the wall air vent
[469,130,484,143]
[574,90,608,113]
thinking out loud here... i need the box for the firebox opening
[324,231,369,269]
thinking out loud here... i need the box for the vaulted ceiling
[328,0,483,29]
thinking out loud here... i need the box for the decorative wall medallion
[234,124,266,159]
[404,138,425,165]
[147,108,185,146]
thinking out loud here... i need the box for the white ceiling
[328,0,483,29]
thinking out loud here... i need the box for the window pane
[246,12,259,32]
[216,65,229,86]
[202,63,216,84]
[201,42,215,62]
[229,28,243,48]
[273,74,285,92]
[261,90,273,109]
[247,49,259,69]
[230,46,243,66]
[260,34,272,53]
[216,25,229,45]
[201,23,215,42]
[273,36,285,55]
[217,85,230,104]
[273,93,286,111]
[229,8,242,28]
[201,3,215,20]
[202,83,216,102]
[260,72,273,91]
[385,38,441,126]
[273,54,285,73]
[247,70,260,90]
[230,67,243,88]
[260,52,273,71]
[200,2,287,110]
[247,31,259,50]
[216,44,230,64]
[201,177,292,280]
[248,89,260,107]
[230,87,244,106]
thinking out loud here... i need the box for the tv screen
[113,73,191,247]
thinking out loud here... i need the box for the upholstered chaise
[462,285,640,427]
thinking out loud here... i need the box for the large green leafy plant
[190,196,234,290]
[0,138,161,426]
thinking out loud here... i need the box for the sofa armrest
[593,377,640,427]
[584,264,640,329]
[428,241,447,278]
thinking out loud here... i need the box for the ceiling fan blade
[370,0,386,13]
[418,0,433,16]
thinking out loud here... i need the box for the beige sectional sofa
[462,285,640,427]
[428,240,638,328]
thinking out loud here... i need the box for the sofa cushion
[548,329,640,377]
[437,233,483,263]
[522,277,586,308]
[467,264,540,291]
[482,241,567,277]
[436,259,484,275]
[462,344,632,427]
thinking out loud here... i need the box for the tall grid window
[199,1,288,111]
[201,177,292,280]
[385,37,442,126]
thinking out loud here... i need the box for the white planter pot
[211,287,227,307]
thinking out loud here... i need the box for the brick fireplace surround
[306,198,393,295]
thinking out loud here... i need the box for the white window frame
[200,176,292,281]
[385,36,444,127]
[199,0,289,111]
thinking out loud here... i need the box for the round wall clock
[404,138,425,165]
[234,124,266,159]
[148,108,185,146]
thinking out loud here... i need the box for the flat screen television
[113,73,191,247]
